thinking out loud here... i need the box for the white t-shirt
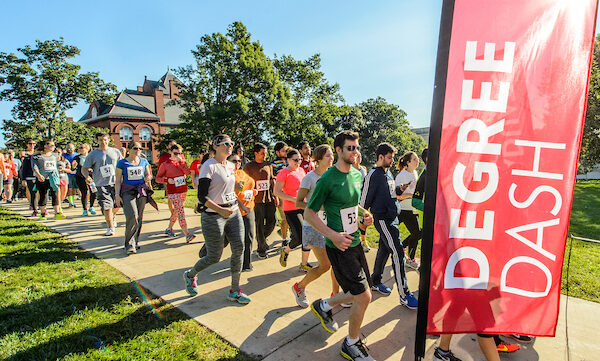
[299,170,324,225]
[395,169,419,212]
[198,158,237,212]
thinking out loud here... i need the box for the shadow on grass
[0,238,93,270]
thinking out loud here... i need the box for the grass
[153,182,600,303]
[0,207,255,361]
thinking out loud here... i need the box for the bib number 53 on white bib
[340,206,358,235]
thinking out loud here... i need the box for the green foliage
[0,38,117,144]
[580,35,600,172]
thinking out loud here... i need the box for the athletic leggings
[37,179,58,207]
[75,175,96,210]
[190,208,244,291]
[372,216,410,297]
[168,192,187,229]
[398,210,421,260]
[26,179,38,211]
[284,209,308,251]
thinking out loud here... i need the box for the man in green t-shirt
[305,130,376,361]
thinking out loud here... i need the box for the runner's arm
[295,187,309,209]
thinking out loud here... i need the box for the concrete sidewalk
[5,199,599,361]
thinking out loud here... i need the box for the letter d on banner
[415,0,598,360]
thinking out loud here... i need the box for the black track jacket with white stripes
[360,166,397,220]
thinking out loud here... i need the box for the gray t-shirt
[299,170,323,226]
[83,147,123,186]
[198,158,237,213]
[33,154,58,176]
[57,160,68,180]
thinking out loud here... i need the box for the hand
[37,175,45,182]
[145,174,152,183]
[235,181,244,191]
[240,204,250,214]
[168,179,174,184]
[115,195,122,207]
[86,176,93,185]
[331,232,354,251]
[219,207,234,218]
[175,155,183,162]
[360,211,373,230]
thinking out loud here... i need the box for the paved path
[5,200,600,360]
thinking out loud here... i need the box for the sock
[68,195,74,203]
[346,336,359,345]
[438,348,450,354]
[321,299,333,312]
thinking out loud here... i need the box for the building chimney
[67,117,73,122]
[154,89,165,122]
[169,80,180,100]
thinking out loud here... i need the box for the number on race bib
[318,210,327,222]
[388,180,396,199]
[224,192,237,203]
[127,166,144,180]
[45,161,56,171]
[256,180,270,191]
[100,164,114,178]
[173,176,186,187]
[242,190,254,201]
[340,206,358,235]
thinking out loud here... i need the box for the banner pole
[414,0,455,359]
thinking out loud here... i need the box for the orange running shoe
[497,341,520,353]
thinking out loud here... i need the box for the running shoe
[242,265,253,272]
[39,213,47,221]
[89,207,97,215]
[405,258,420,270]
[82,210,88,216]
[31,210,38,217]
[54,213,66,220]
[228,289,251,304]
[113,215,118,228]
[68,203,75,209]
[299,262,314,272]
[186,233,196,243]
[279,247,289,267]
[371,283,392,295]
[433,347,462,361]
[340,337,375,361]
[164,228,177,237]
[497,341,520,353]
[126,246,136,255]
[310,299,338,333]
[400,292,418,309]
[104,227,115,236]
[293,282,309,308]
[363,244,371,253]
[257,251,267,259]
[183,269,198,296]
[508,334,533,343]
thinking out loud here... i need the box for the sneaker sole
[372,287,391,295]
[400,300,418,310]
[227,296,250,304]
[340,350,354,360]
[183,272,198,296]
[310,304,335,333]
[292,285,309,308]
[507,335,533,343]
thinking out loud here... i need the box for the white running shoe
[104,227,115,236]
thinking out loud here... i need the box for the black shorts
[326,244,372,295]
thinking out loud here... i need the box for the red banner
[428,0,598,336]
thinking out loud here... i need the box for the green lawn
[0,207,255,361]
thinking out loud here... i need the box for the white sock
[321,299,333,312]
[346,336,359,345]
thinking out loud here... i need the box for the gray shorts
[96,185,116,210]
[302,224,326,249]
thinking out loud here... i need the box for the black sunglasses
[132,147,142,150]
[345,145,361,151]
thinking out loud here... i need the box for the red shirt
[189,159,202,173]
[158,152,185,169]
[156,159,191,194]
[4,162,17,179]
[300,158,314,174]
[275,167,305,211]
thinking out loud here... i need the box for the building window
[139,126,152,141]
[142,150,153,163]
[119,126,133,141]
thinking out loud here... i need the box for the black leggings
[26,179,38,210]
[37,179,58,207]
[75,176,95,210]
[284,209,308,251]
[398,209,421,259]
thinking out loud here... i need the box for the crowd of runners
[1,131,532,361]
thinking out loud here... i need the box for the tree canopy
[580,34,600,172]
[0,38,116,147]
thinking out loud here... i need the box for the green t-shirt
[307,165,363,248]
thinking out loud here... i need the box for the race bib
[44,160,56,171]
[127,166,144,180]
[224,192,237,203]
[173,176,186,187]
[99,164,114,178]
[318,210,327,222]
[256,180,270,191]
[242,190,254,201]
[340,206,358,235]
[388,179,396,199]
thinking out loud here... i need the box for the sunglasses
[345,145,361,151]
[132,147,142,150]
[28,142,36,145]
[231,159,242,163]
[217,141,234,147]
[172,151,181,155]
[290,158,301,162]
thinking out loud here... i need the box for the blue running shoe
[183,269,198,296]
[228,289,251,304]
[371,283,392,295]
[400,292,418,309]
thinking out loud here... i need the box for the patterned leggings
[168,192,187,229]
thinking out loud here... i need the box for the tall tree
[580,34,600,172]
[171,22,292,153]
[357,97,427,166]
[0,38,117,145]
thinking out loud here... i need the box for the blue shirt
[117,157,149,186]
[62,152,78,177]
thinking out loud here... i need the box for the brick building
[79,70,184,163]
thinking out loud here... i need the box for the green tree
[580,34,600,173]
[171,22,292,153]
[0,38,117,145]
[356,97,426,166]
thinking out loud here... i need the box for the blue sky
[0,1,597,147]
